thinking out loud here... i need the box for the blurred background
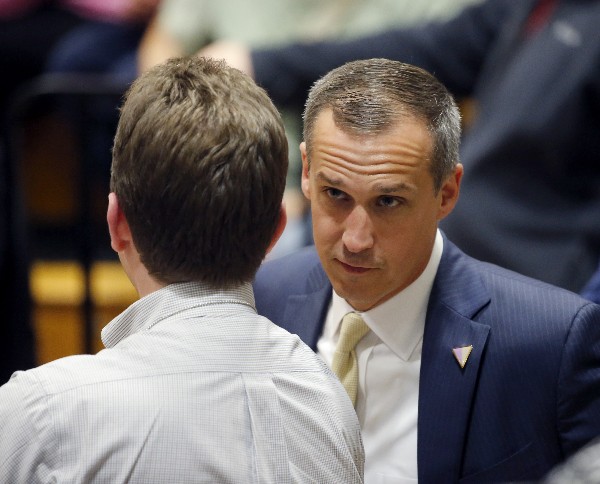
[0,0,502,381]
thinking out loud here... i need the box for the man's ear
[300,142,311,201]
[107,192,133,253]
[437,163,463,221]
[266,204,288,255]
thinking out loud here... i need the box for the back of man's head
[111,56,288,287]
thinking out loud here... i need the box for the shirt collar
[101,281,255,348]
[330,230,443,361]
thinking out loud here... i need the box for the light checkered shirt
[0,281,364,483]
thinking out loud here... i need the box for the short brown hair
[111,56,288,287]
[303,58,461,192]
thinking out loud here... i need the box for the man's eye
[326,188,346,200]
[377,196,401,208]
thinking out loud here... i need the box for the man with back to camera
[0,56,364,483]
[253,58,600,483]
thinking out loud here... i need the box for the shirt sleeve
[251,0,512,108]
[0,371,57,483]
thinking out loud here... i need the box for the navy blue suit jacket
[253,237,600,483]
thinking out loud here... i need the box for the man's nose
[342,206,374,253]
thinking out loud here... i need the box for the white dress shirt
[318,230,443,483]
[0,281,364,483]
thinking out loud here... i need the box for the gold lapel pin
[452,345,473,369]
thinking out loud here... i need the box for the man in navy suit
[253,58,600,483]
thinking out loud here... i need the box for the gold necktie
[331,312,370,406]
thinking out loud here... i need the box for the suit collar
[282,258,331,350]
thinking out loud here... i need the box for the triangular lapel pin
[452,345,473,369]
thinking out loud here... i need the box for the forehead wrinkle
[316,138,425,163]
[311,137,429,182]
[314,146,425,181]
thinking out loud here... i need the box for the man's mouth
[337,260,372,274]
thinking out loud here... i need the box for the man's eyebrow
[315,171,345,187]
[373,182,415,194]
[315,171,415,193]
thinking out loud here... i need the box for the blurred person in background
[200,0,600,293]
[0,0,157,123]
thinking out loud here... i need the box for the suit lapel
[418,238,491,482]
[282,261,332,350]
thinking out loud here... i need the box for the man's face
[301,109,461,311]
